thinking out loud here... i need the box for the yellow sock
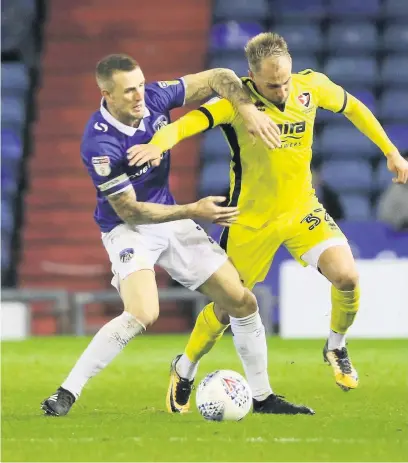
[185,303,229,363]
[330,285,360,334]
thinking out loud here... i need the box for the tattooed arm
[107,188,239,226]
[182,68,252,107]
[182,69,281,148]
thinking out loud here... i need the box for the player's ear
[248,70,254,80]
[101,89,112,102]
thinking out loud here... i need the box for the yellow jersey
[198,70,352,228]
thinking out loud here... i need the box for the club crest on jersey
[92,156,111,176]
[298,92,311,108]
[153,115,168,132]
[119,248,134,263]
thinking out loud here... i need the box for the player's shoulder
[81,111,122,157]
[293,69,329,86]
[145,79,184,109]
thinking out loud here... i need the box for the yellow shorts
[219,197,347,290]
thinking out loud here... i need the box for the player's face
[249,55,292,105]
[105,67,146,124]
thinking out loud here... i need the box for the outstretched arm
[182,69,280,148]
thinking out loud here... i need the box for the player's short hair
[96,54,139,90]
[245,33,290,72]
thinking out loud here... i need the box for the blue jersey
[80,79,186,232]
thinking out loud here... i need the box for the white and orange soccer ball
[196,370,252,421]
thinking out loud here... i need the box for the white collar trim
[99,98,151,136]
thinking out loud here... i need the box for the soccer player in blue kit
[41,54,314,416]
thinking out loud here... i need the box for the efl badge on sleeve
[92,156,111,176]
[158,80,180,88]
[298,92,311,108]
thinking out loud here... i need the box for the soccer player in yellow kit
[127,33,408,414]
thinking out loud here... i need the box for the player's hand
[386,150,408,184]
[127,144,162,167]
[238,104,281,149]
[189,196,239,227]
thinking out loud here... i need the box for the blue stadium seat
[1,127,24,162]
[340,194,372,220]
[1,63,29,95]
[201,128,230,161]
[209,55,249,78]
[292,55,319,74]
[1,237,11,273]
[273,24,323,53]
[327,23,378,53]
[327,0,380,17]
[382,23,408,52]
[274,0,326,19]
[1,200,15,235]
[1,0,36,53]
[384,124,408,152]
[379,90,408,122]
[381,55,408,86]
[324,57,377,87]
[211,22,264,51]
[1,96,26,126]
[321,160,373,193]
[375,161,394,191]
[383,0,408,18]
[199,161,231,196]
[214,0,270,21]
[320,124,381,159]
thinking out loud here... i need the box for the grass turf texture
[2,336,407,462]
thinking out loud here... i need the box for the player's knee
[124,303,159,328]
[226,288,258,318]
[332,270,359,291]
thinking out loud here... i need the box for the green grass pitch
[2,336,407,462]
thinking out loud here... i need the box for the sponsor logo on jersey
[297,92,311,108]
[158,80,179,88]
[92,156,111,176]
[153,115,168,132]
[119,248,134,263]
[94,122,108,132]
[277,121,306,140]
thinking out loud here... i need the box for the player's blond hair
[96,54,139,90]
[245,33,290,72]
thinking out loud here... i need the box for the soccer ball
[196,370,252,421]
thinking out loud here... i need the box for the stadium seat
[209,55,249,78]
[1,0,36,53]
[214,0,270,21]
[1,96,26,126]
[1,63,29,95]
[381,56,408,86]
[382,23,408,52]
[383,0,408,18]
[273,24,323,53]
[199,160,231,197]
[327,22,378,53]
[273,0,326,20]
[211,22,264,51]
[340,193,372,220]
[292,55,319,74]
[379,90,408,122]
[201,128,231,161]
[321,160,373,193]
[375,161,394,191]
[327,0,381,17]
[384,124,408,152]
[320,124,381,159]
[1,200,15,235]
[324,57,377,87]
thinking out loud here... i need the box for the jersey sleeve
[81,137,132,197]
[197,97,237,128]
[314,72,348,113]
[147,79,186,111]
